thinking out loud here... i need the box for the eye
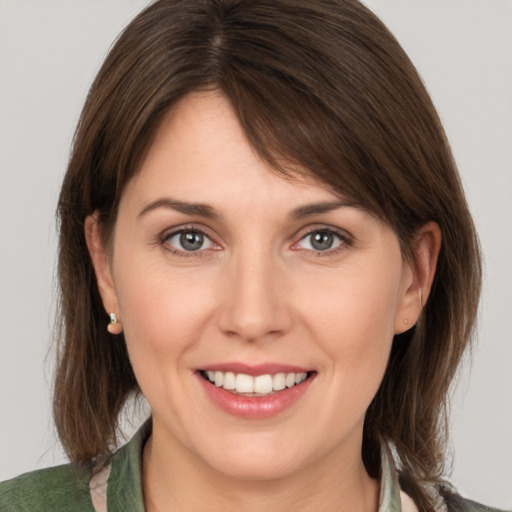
[164,229,214,253]
[296,229,345,252]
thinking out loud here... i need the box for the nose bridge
[218,243,290,342]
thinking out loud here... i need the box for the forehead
[123,91,349,212]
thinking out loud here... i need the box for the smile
[201,370,309,395]
[197,366,316,419]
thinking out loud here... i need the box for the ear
[394,222,442,334]
[84,213,123,334]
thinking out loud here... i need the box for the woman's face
[90,91,423,481]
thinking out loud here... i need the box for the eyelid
[159,224,222,255]
[157,223,352,256]
[290,225,353,252]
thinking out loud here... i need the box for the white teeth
[254,374,273,394]
[285,373,296,388]
[204,370,309,394]
[273,373,286,391]
[235,373,254,393]
[295,372,307,384]
[223,371,236,390]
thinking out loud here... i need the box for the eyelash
[293,227,352,258]
[160,225,217,258]
[158,225,352,258]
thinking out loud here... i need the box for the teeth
[203,371,308,395]
[295,373,306,384]
[254,374,273,394]
[273,373,286,391]
[223,372,236,390]
[235,373,254,393]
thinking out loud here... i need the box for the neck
[142,428,380,512]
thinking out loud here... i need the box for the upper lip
[198,362,313,376]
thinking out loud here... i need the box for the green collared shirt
[0,422,507,511]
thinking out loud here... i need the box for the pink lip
[199,362,311,376]
[196,367,316,419]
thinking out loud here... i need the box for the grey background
[1,0,511,508]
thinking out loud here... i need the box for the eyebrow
[290,200,356,219]
[137,198,222,220]
[137,197,355,221]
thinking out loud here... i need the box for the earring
[107,313,122,334]
[404,318,409,326]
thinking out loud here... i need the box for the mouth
[199,370,314,396]
[196,363,317,418]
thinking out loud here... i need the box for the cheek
[301,260,401,334]
[112,254,218,370]
[297,263,402,397]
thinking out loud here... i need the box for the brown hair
[54,1,481,509]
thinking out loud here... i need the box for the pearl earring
[107,313,122,334]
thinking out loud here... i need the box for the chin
[196,434,309,482]
[209,455,301,482]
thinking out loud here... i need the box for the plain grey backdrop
[1,0,511,508]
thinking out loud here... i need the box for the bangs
[207,1,440,237]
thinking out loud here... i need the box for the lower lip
[197,373,315,419]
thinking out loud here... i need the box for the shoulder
[443,491,510,512]
[0,420,150,512]
[0,463,94,512]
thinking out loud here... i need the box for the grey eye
[180,232,204,251]
[166,230,213,252]
[311,232,334,250]
[298,230,343,251]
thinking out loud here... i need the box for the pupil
[311,232,333,250]
[180,232,203,251]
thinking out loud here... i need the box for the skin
[86,91,440,512]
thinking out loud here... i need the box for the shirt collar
[379,443,404,511]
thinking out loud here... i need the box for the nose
[217,248,292,343]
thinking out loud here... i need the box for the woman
[0,1,506,511]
